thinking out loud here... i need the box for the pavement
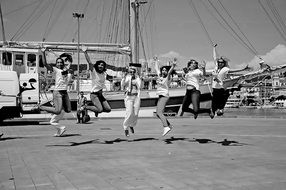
[13,107,286,122]
[1,117,286,190]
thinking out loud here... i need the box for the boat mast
[129,0,146,64]
[0,2,6,45]
[129,0,139,64]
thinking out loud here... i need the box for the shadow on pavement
[58,134,81,137]
[164,136,247,146]
[0,136,27,141]
[1,121,40,126]
[46,137,160,147]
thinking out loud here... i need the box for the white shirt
[121,75,141,95]
[53,67,71,91]
[185,69,203,90]
[90,68,106,92]
[212,67,230,89]
[156,76,170,97]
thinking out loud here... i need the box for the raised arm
[40,48,53,72]
[81,46,93,71]
[213,44,218,67]
[153,56,160,76]
[201,60,207,76]
[167,58,177,79]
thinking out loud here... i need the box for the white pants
[50,110,65,129]
[123,95,140,130]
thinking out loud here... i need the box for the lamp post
[72,12,84,96]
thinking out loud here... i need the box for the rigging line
[10,0,43,40]
[201,0,261,58]
[112,0,120,43]
[265,0,285,35]
[118,0,125,44]
[123,0,130,42]
[138,19,148,63]
[139,0,154,29]
[12,1,46,40]
[98,0,105,42]
[70,0,89,42]
[207,0,258,55]
[104,1,114,43]
[3,0,41,16]
[205,0,260,56]
[118,0,124,43]
[82,0,97,42]
[42,0,57,41]
[44,0,66,41]
[188,0,214,46]
[139,0,154,59]
[15,1,51,41]
[266,0,286,37]
[217,0,260,56]
[258,0,286,42]
[148,0,155,60]
[105,1,113,43]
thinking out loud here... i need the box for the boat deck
[1,116,286,189]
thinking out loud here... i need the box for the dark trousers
[77,108,86,123]
[86,90,111,113]
[211,88,230,112]
[181,89,211,115]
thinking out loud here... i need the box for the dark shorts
[91,90,106,102]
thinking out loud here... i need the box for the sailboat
[0,0,284,122]
[0,0,194,121]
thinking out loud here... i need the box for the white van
[0,71,21,122]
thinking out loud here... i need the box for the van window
[2,52,12,65]
[27,54,36,67]
[15,54,24,66]
[14,54,25,76]
[39,55,44,67]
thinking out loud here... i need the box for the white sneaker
[54,126,66,137]
[162,125,173,136]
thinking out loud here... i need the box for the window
[39,55,44,67]
[2,52,12,65]
[27,54,36,67]
[15,54,24,66]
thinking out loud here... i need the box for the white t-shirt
[121,75,141,95]
[185,69,203,90]
[53,67,70,91]
[156,76,170,97]
[212,67,230,89]
[90,68,106,92]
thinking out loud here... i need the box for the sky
[1,0,286,71]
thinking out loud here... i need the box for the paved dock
[1,117,286,190]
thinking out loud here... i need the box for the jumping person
[153,56,176,136]
[77,91,87,123]
[181,59,214,119]
[38,49,73,137]
[81,46,111,118]
[121,66,141,137]
[211,44,230,116]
